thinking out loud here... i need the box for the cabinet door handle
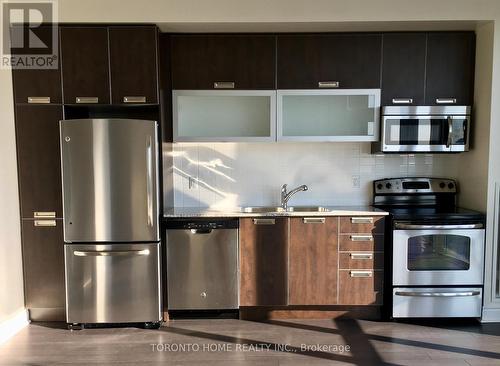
[214,81,235,89]
[436,98,457,104]
[33,211,56,219]
[350,253,373,260]
[123,96,146,103]
[392,98,413,104]
[351,217,373,224]
[27,96,50,104]
[253,218,275,225]
[350,235,374,241]
[75,97,99,104]
[318,81,339,88]
[303,217,325,224]
[34,220,56,227]
[350,270,372,278]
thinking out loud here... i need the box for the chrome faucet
[281,184,308,210]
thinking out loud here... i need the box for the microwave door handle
[446,116,453,148]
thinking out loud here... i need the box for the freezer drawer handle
[350,253,373,260]
[350,235,373,241]
[395,291,480,297]
[73,249,150,257]
[394,223,484,230]
[303,217,325,224]
[350,270,372,277]
[34,220,56,227]
[351,217,373,224]
[253,218,275,225]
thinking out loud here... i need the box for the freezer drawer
[167,223,238,310]
[65,243,161,324]
[393,287,482,318]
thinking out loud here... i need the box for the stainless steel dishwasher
[166,219,239,310]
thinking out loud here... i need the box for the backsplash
[164,142,460,209]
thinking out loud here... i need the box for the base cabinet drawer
[339,234,384,251]
[339,252,384,270]
[340,216,385,234]
[393,287,482,318]
[338,270,383,305]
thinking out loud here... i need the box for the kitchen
[1,1,500,365]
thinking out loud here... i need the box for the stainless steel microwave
[373,106,470,153]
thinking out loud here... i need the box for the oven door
[393,224,484,286]
[382,115,469,152]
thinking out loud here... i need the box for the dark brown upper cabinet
[425,32,475,105]
[61,27,110,104]
[109,26,159,104]
[11,26,62,104]
[171,34,276,89]
[381,33,427,106]
[277,33,382,89]
[15,105,63,219]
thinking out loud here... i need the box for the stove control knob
[385,183,392,189]
[448,182,455,190]
[377,183,383,190]
[439,182,446,189]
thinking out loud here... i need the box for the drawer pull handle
[351,217,373,224]
[318,81,339,88]
[395,291,480,297]
[253,218,275,225]
[123,96,146,103]
[33,211,56,219]
[350,253,373,260]
[350,270,372,278]
[27,96,50,104]
[392,98,413,104]
[303,217,325,224]
[74,249,150,257]
[435,98,457,104]
[34,220,56,227]
[214,81,235,89]
[350,235,373,242]
[75,97,99,104]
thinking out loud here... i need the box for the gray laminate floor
[1,318,500,366]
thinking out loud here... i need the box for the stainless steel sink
[241,206,329,213]
[241,206,286,213]
[287,206,329,212]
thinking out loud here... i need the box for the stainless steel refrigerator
[60,119,161,327]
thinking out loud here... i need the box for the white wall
[0,68,25,324]
[170,142,459,208]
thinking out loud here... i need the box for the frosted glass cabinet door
[173,90,276,142]
[277,89,381,141]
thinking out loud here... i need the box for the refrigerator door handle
[146,136,153,228]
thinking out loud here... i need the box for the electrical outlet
[351,175,360,189]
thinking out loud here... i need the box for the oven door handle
[394,223,483,230]
[395,291,481,297]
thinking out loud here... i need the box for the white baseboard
[481,307,500,322]
[0,309,29,344]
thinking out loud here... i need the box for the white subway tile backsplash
[166,142,460,208]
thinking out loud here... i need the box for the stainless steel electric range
[373,177,485,318]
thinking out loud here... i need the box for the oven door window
[385,118,448,145]
[407,234,471,271]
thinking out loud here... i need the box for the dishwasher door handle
[190,228,213,234]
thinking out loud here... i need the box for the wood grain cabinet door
[11,25,62,104]
[171,34,276,89]
[109,26,159,104]
[239,218,288,306]
[381,33,426,106]
[277,33,382,89]
[288,217,338,305]
[425,32,475,106]
[61,27,110,104]
[21,219,65,313]
[15,105,63,219]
